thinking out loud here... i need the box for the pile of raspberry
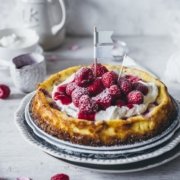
[53,64,148,121]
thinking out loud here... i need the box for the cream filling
[52,74,158,121]
[95,81,158,121]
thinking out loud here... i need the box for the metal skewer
[118,54,126,81]
[93,26,98,76]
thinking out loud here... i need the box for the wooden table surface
[0,36,180,180]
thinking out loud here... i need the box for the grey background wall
[1,0,180,36]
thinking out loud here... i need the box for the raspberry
[124,75,140,83]
[71,87,89,107]
[133,82,148,95]
[57,84,67,94]
[74,67,94,87]
[116,99,126,107]
[127,104,134,109]
[90,63,108,77]
[127,90,144,104]
[93,90,112,109]
[108,85,122,99]
[51,173,69,180]
[118,79,132,95]
[78,94,90,106]
[118,77,127,82]
[79,95,98,113]
[101,71,118,88]
[66,82,77,96]
[87,78,104,96]
[54,84,72,105]
[0,84,10,99]
[53,92,72,105]
[78,111,95,121]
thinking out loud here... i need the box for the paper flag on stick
[94,27,114,60]
[95,45,114,59]
[95,30,114,45]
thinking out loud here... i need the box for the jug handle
[49,0,66,35]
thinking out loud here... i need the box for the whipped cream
[52,74,158,121]
[0,33,29,48]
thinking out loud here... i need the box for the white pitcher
[19,0,66,50]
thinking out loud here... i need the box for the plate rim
[27,92,179,151]
[14,93,180,165]
[25,100,180,155]
[55,143,180,173]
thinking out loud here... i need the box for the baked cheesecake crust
[31,65,176,146]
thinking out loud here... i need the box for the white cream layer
[52,74,158,121]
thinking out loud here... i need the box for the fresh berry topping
[87,78,104,96]
[74,67,94,87]
[118,76,127,82]
[78,111,95,121]
[127,104,134,109]
[90,63,108,77]
[0,84,10,99]
[127,90,144,104]
[108,85,122,99]
[79,95,98,113]
[78,94,90,106]
[54,92,61,100]
[53,92,72,105]
[51,173,69,180]
[124,75,140,83]
[101,71,118,88]
[118,79,132,95]
[71,87,89,107]
[57,84,67,94]
[66,82,77,96]
[133,82,148,95]
[93,90,112,109]
[115,99,126,107]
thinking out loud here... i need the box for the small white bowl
[10,53,46,93]
[0,28,39,66]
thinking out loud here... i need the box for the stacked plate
[15,93,180,173]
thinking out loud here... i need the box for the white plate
[27,92,179,151]
[15,93,180,166]
[57,143,180,173]
[25,98,180,157]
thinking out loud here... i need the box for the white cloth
[123,56,157,78]
[164,52,180,83]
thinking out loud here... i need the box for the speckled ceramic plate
[55,143,180,173]
[25,99,180,157]
[15,93,180,166]
[27,92,179,151]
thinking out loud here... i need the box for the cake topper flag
[93,26,126,79]
[93,26,114,63]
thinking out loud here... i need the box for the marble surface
[0,36,180,180]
